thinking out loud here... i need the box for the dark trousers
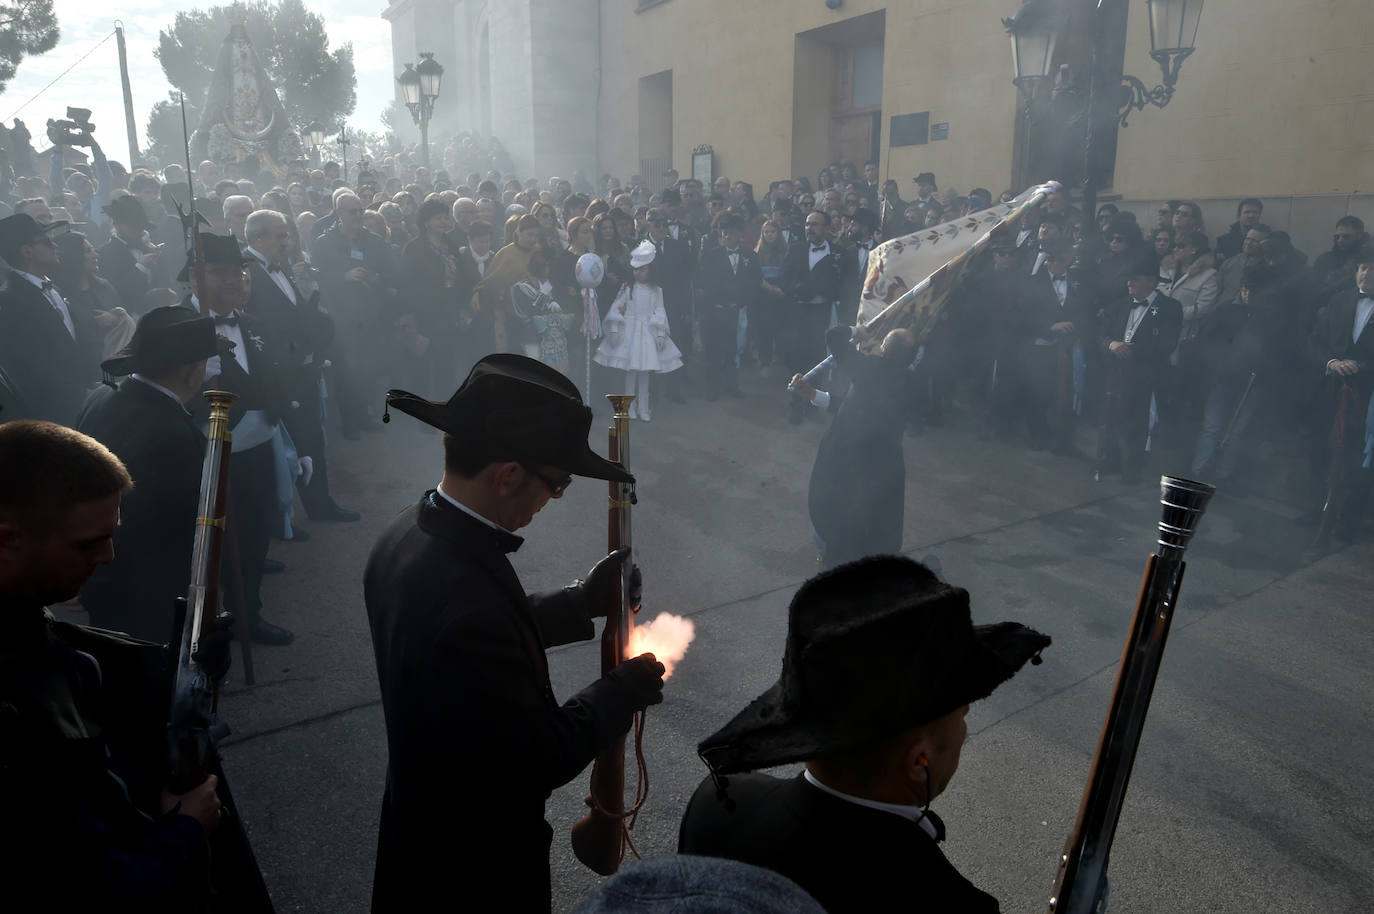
[1097,379,1154,477]
[283,384,335,519]
[702,303,741,395]
[784,300,833,376]
[230,440,275,620]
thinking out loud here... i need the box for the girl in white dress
[593,240,683,421]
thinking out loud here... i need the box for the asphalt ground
[99,364,1371,913]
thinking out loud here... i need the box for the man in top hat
[98,194,163,314]
[1095,252,1183,484]
[0,212,102,425]
[913,172,938,206]
[183,231,296,645]
[365,355,667,913]
[679,556,1051,914]
[76,305,233,641]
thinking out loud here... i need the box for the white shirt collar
[130,373,188,409]
[13,269,50,288]
[803,770,938,839]
[434,481,517,535]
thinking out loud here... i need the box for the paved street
[175,366,1372,913]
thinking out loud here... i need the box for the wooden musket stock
[571,394,638,875]
[1048,476,1214,914]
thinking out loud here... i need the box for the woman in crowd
[1172,201,1206,237]
[816,167,836,196]
[52,230,133,361]
[753,219,790,377]
[400,197,479,397]
[592,210,629,306]
[531,200,565,249]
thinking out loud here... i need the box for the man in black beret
[365,355,667,913]
[679,556,1051,914]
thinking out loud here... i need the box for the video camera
[46,107,96,147]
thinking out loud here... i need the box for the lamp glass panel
[398,66,421,106]
[1148,0,1203,53]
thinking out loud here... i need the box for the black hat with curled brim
[177,230,252,282]
[101,305,235,377]
[384,353,634,484]
[697,555,1051,777]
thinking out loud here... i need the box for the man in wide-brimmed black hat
[76,305,232,641]
[1095,251,1183,484]
[679,555,1051,914]
[98,193,163,314]
[364,354,667,914]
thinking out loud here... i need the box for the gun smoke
[625,613,695,680]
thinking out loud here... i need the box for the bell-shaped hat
[629,240,657,269]
[698,555,1050,776]
[385,353,633,483]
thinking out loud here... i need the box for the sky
[0,0,395,166]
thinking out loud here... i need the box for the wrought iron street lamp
[1003,0,1204,216]
[399,52,444,167]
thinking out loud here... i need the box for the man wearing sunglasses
[366,354,666,913]
[0,212,101,425]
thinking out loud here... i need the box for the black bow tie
[266,262,285,274]
[726,248,739,256]
[214,314,239,327]
[1132,299,1147,307]
[40,280,54,292]
[811,244,827,252]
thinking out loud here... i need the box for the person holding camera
[98,195,162,315]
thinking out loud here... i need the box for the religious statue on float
[190,19,302,175]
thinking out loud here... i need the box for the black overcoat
[807,325,909,567]
[0,269,101,425]
[679,772,1000,914]
[363,493,645,913]
[77,378,204,642]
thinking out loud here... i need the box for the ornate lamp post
[398,52,444,167]
[336,126,350,184]
[1004,0,1204,218]
[306,120,326,166]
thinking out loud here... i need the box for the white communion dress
[593,281,683,373]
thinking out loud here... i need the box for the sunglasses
[523,465,572,497]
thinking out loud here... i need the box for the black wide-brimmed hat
[384,354,634,483]
[101,194,153,229]
[177,230,251,282]
[102,305,234,377]
[1125,251,1164,281]
[0,212,68,256]
[697,556,1051,776]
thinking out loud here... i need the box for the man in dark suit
[1028,241,1096,454]
[782,210,844,424]
[680,556,1050,914]
[243,209,359,526]
[77,306,232,641]
[98,195,163,314]
[1095,254,1184,484]
[310,191,399,437]
[1308,251,1374,541]
[698,213,762,400]
[837,208,878,327]
[0,212,102,425]
[185,232,295,646]
[365,356,666,913]
[790,324,917,569]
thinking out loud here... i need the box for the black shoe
[309,503,361,523]
[249,618,295,645]
[262,558,286,574]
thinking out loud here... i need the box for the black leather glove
[582,547,643,618]
[606,653,666,711]
[191,613,235,683]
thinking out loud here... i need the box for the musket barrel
[571,394,638,875]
